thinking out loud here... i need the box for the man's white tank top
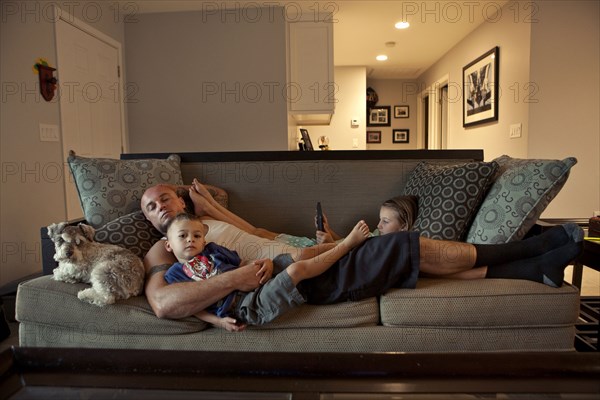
[202,219,302,261]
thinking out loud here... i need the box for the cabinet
[287,18,334,125]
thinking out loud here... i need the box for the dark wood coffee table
[1,347,599,399]
[574,239,600,351]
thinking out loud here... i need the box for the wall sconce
[37,64,57,101]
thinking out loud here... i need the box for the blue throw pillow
[68,153,183,227]
[465,155,577,244]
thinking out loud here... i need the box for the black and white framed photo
[463,46,499,127]
[366,131,381,144]
[367,106,391,127]
[393,129,409,143]
[394,105,409,118]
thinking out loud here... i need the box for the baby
[163,213,370,331]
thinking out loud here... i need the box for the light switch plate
[40,123,60,142]
[509,123,522,139]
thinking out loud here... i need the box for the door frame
[52,5,128,157]
[417,74,449,150]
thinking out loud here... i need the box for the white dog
[47,222,145,306]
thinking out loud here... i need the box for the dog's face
[47,222,96,263]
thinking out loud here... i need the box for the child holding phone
[276,196,418,247]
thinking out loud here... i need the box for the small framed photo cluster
[366,129,410,144]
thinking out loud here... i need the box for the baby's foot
[343,220,370,248]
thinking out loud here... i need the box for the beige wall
[0,1,126,285]
[418,0,531,159]
[298,66,367,150]
[528,0,599,218]
[124,9,289,153]
[418,0,599,219]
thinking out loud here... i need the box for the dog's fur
[47,222,145,306]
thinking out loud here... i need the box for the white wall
[0,2,126,286]
[365,79,419,150]
[528,0,600,218]
[299,66,366,150]
[124,9,288,153]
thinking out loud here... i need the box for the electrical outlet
[509,123,522,139]
[352,138,358,148]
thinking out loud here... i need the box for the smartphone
[316,202,324,231]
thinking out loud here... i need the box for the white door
[56,18,124,220]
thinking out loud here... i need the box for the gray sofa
[16,150,580,352]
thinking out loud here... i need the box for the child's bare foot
[342,220,370,248]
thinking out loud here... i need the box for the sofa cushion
[401,161,498,241]
[16,276,379,340]
[67,152,183,227]
[16,275,207,337]
[466,155,577,244]
[380,278,579,327]
[94,210,163,258]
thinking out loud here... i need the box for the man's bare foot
[342,220,370,249]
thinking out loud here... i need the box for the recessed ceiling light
[376,55,388,61]
[395,21,410,29]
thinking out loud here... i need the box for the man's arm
[189,179,279,240]
[144,240,263,319]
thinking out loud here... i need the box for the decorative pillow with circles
[67,152,183,228]
[465,155,577,244]
[94,210,164,258]
[401,161,498,241]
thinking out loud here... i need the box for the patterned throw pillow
[465,155,577,244]
[94,210,163,258]
[68,152,183,227]
[402,161,498,241]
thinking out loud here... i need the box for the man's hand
[254,258,273,284]
[231,262,264,292]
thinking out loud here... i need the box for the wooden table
[1,347,599,399]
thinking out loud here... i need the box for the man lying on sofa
[141,181,584,321]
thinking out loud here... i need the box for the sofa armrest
[40,218,86,276]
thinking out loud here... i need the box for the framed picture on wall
[367,106,391,127]
[393,129,409,143]
[366,131,381,143]
[394,105,409,118]
[463,46,499,127]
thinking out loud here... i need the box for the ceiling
[133,0,507,79]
